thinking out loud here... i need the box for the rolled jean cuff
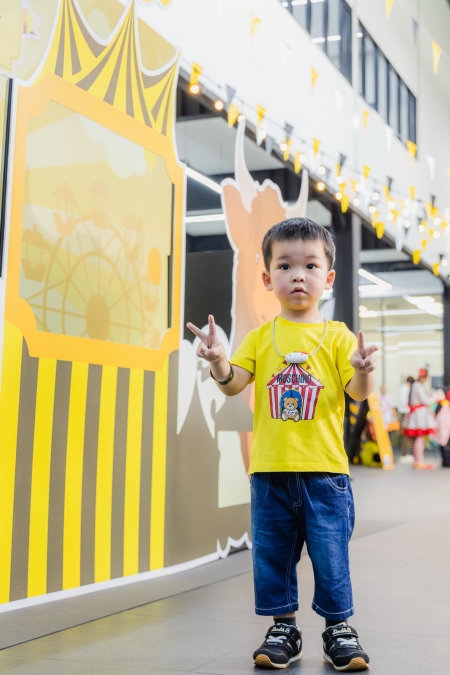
[255,602,299,616]
[312,601,354,621]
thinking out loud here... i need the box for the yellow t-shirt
[231,317,357,475]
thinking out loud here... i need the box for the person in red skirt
[402,368,435,470]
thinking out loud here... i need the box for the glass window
[358,26,365,96]
[340,2,352,82]
[408,91,417,143]
[327,0,341,70]
[388,64,399,133]
[377,52,388,122]
[364,34,377,108]
[310,0,326,51]
[399,81,409,143]
[291,0,309,30]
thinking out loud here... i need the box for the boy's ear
[262,269,273,291]
[324,268,335,290]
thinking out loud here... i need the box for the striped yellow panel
[123,369,144,576]
[63,362,89,590]
[95,365,117,583]
[150,359,169,571]
[0,323,23,603]
[28,357,57,598]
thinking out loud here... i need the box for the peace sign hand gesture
[350,330,378,374]
[186,315,227,364]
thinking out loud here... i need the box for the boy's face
[262,238,335,313]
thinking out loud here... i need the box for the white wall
[137,0,450,275]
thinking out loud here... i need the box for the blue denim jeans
[251,472,355,621]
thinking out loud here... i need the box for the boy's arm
[186,315,253,396]
[346,330,377,401]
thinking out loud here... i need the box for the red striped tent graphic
[267,363,324,421]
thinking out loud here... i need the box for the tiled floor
[1,459,449,674]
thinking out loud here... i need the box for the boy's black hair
[262,217,336,271]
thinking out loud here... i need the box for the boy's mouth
[291,287,306,295]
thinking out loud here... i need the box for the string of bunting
[185,60,450,276]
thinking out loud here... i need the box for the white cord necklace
[272,316,328,364]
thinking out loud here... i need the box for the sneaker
[412,462,436,470]
[253,623,302,669]
[399,455,414,464]
[322,623,369,671]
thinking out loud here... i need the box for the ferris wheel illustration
[21,179,165,350]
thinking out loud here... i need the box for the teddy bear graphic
[280,390,302,422]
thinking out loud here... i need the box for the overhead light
[368,204,376,214]
[405,295,443,316]
[190,84,200,94]
[327,35,341,41]
[418,223,426,232]
[355,182,362,192]
[310,0,325,3]
[358,268,392,291]
[214,100,224,111]
[356,31,363,38]
[280,141,288,152]
[185,214,225,223]
[237,114,246,122]
[442,259,448,267]
[433,230,440,238]
[312,37,326,43]
[353,198,360,206]
[387,212,394,221]
[317,181,325,191]
[292,0,307,5]
[335,191,343,201]
[336,175,343,184]
[404,219,410,228]
[402,208,409,216]
[318,165,326,175]
[299,153,306,162]
[281,1,289,7]
[186,167,223,194]
[388,199,396,209]
[372,191,380,201]
[434,217,441,226]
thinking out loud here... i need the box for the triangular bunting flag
[228,103,239,127]
[341,194,350,213]
[432,41,442,74]
[265,136,274,155]
[283,138,293,161]
[349,179,358,193]
[362,109,370,130]
[412,18,419,45]
[311,67,319,89]
[285,123,294,140]
[421,239,428,251]
[406,140,417,162]
[409,185,416,201]
[294,152,303,174]
[226,85,236,107]
[190,62,203,89]
[382,185,390,201]
[256,105,266,144]
[312,138,321,157]
[387,176,394,190]
[432,262,440,276]
[363,165,371,180]
[413,250,421,264]
[386,0,395,19]
[250,12,261,40]
[376,222,385,239]
[339,153,347,169]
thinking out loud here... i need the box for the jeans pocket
[322,472,349,493]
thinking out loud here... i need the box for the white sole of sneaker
[323,653,369,670]
[254,651,302,669]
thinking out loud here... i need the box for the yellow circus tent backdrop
[0,0,250,608]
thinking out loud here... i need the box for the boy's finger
[365,345,378,356]
[208,314,217,337]
[187,322,207,342]
[357,330,365,351]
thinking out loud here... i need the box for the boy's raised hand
[350,330,378,374]
[186,315,227,363]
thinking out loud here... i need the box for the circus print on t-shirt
[267,361,324,422]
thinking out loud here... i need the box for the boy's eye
[306,263,317,270]
[279,264,290,270]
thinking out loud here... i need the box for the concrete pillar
[444,284,450,386]
[332,210,361,334]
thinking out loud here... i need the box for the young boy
[187,218,377,671]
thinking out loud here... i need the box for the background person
[432,389,450,467]
[397,376,414,463]
[402,369,435,470]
